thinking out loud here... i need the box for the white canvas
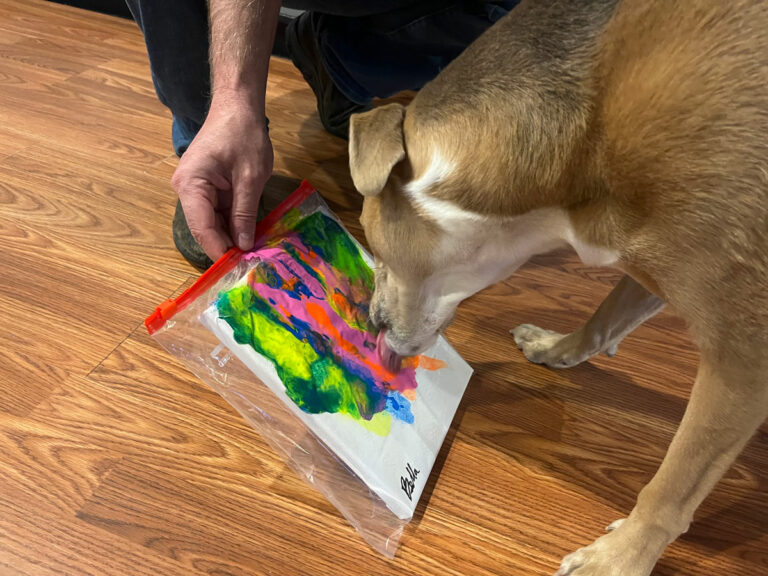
[201,302,472,520]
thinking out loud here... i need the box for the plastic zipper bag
[145,181,472,557]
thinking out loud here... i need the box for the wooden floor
[1,2,766,575]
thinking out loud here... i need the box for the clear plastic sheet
[145,182,471,557]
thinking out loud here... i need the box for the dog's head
[350,103,555,369]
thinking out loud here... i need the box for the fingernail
[237,232,254,250]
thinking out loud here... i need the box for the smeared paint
[216,208,443,435]
[403,356,447,371]
[386,392,414,424]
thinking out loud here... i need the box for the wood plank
[0,127,37,160]
[0,503,199,576]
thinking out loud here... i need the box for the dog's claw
[606,518,625,532]
[603,343,619,357]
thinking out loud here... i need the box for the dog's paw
[554,521,659,576]
[511,324,585,369]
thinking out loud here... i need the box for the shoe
[172,199,214,272]
[285,12,371,139]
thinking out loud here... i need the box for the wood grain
[0,1,766,575]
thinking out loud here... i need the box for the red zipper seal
[145,180,316,335]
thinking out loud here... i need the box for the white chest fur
[404,151,620,269]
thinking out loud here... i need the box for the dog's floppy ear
[349,103,405,197]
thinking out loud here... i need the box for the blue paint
[386,392,414,424]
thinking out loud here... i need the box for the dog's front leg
[512,275,664,368]
[555,357,768,576]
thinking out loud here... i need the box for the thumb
[230,172,265,251]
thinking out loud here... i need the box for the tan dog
[348,0,767,574]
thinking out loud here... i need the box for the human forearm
[171,0,277,260]
[208,0,281,114]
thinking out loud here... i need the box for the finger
[178,181,233,260]
[230,171,266,251]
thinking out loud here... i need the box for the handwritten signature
[400,463,420,501]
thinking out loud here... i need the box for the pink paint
[244,239,418,392]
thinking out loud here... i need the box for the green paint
[359,411,392,436]
[215,206,420,436]
[218,283,388,432]
[292,212,374,289]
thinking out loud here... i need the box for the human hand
[171,92,274,260]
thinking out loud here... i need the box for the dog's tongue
[376,328,403,374]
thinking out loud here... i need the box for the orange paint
[401,355,445,371]
[330,291,356,320]
[418,356,446,371]
[402,357,419,370]
[304,301,412,385]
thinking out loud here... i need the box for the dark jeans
[125,0,518,155]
